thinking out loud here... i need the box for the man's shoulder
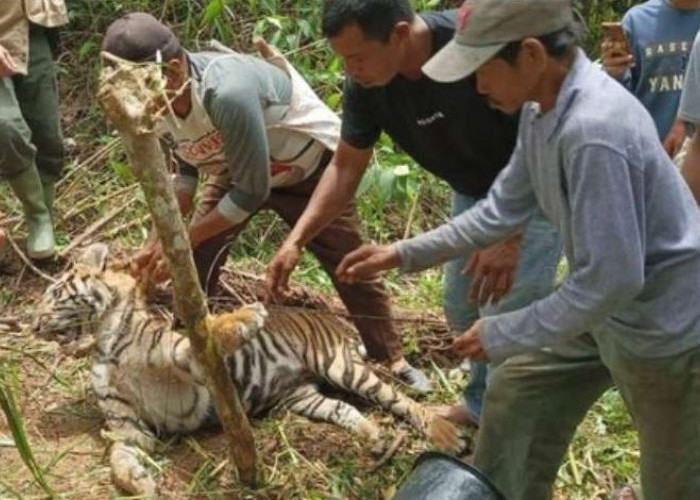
[561,74,655,156]
[419,10,457,51]
[419,10,456,31]
[193,51,287,97]
[190,51,262,76]
[623,0,668,24]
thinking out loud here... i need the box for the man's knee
[31,121,64,178]
[0,116,36,178]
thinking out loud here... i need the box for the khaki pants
[474,332,700,500]
[0,25,63,180]
[191,155,403,363]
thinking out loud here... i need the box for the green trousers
[474,332,700,500]
[0,25,63,180]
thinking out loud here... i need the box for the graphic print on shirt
[176,130,227,172]
[642,40,693,94]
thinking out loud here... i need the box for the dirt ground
[0,253,464,499]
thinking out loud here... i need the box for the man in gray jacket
[337,0,700,498]
[101,13,431,390]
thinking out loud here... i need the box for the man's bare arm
[266,140,372,297]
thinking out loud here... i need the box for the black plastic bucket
[393,452,505,500]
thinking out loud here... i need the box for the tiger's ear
[78,243,109,272]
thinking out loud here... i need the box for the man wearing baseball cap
[268,0,564,424]
[337,0,700,497]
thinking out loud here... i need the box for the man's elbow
[609,273,645,304]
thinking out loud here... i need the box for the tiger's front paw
[110,442,157,497]
[208,302,268,355]
[238,302,268,334]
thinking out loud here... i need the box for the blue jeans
[443,192,562,420]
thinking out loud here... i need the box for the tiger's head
[32,243,121,343]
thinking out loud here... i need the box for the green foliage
[0,365,56,498]
[575,0,644,57]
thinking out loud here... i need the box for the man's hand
[464,235,521,307]
[336,244,400,284]
[452,320,489,362]
[130,241,169,285]
[0,45,18,78]
[663,119,687,158]
[600,40,634,79]
[266,242,302,302]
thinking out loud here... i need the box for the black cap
[102,12,181,62]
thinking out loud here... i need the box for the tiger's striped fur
[32,244,462,496]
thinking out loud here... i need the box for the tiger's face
[32,244,114,343]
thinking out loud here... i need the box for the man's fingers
[343,258,379,281]
[490,275,504,304]
[479,272,499,305]
[0,50,18,76]
[491,268,515,304]
[336,246,376,276]
[452,335,478,358]
[266,265,290,302]
[463,254,478,276]
[265,262,283,294]
[469,267,488,303]
[663,136,683,157]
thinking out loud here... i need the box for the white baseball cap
[423,0,575,82]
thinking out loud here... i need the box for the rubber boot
[8,168,56,259]
[39,172,56,216]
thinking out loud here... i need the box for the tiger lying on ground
[32,243,463,496]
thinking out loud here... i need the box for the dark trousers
[0,25,63,181]
[191,156,403,363]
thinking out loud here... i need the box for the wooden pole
[96,56,257,485]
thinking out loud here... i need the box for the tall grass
[0,364,56,498]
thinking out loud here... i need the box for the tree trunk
[97,59,257,485]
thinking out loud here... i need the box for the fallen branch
[60,184,138,222]
[58,196,137,257]
[4,233,56,283]
[103,214,150,239]
[403,184,422,240]
[369,431,406,473]
[55,138,120,191]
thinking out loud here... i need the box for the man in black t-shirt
[266,0,562,423]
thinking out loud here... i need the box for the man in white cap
[336,0,700,498]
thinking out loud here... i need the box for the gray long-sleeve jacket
[396,51,700,362]
[162,50,333,223]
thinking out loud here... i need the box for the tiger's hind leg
[278,384,384,446]
[321,346,465,454]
